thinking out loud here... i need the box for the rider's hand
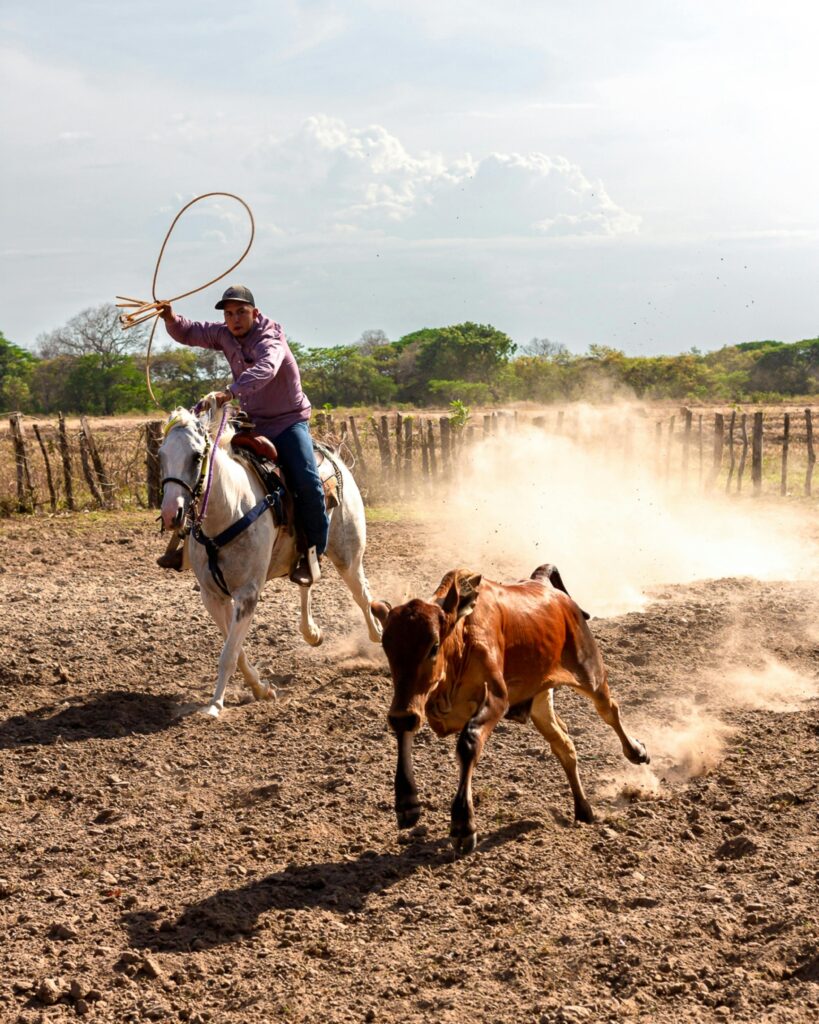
[214,389,234,407]
[157,302,174,322]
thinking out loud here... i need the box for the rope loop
[117,192,255,406]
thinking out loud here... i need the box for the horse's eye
[428,642,440,659]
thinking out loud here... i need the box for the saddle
[230,429,340,531]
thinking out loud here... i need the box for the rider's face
[222,302,258,338]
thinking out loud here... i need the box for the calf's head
[371,570,482,734]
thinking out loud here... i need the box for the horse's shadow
[0,690,185,749]
[122,820,540,953]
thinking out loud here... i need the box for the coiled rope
[117,192,255,406]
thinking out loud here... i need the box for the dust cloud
[408,404,818,796]
[421,406,819,615]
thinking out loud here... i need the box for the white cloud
[249,116,638,240]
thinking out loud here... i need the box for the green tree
[0,331,37,411]
[300,346,397,407]
[396,322,516,403]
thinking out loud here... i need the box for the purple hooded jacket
[165,313,311,440]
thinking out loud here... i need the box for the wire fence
[1,405,816,515]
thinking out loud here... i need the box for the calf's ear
[370,600,392,626]
[440,573,482,622]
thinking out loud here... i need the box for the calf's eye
[428,642,440,659]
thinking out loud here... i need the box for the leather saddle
[230,430,340,521]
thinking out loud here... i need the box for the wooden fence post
[780,412,790,496]
[80,416,114,508]
[806,409,816,497]
[725,410,736,494]
[737,413,748,492]
[420,419,430,482]
[706,413,724,491]
[483,414,491,439]
[697,414,704,487]
[654,420,663,475]
[145,420,163,508]
[348,416,368,477]
[403,417,413,494]
[426,420,437,481]
[58,413,75,512]
[556,410,565,434]
[439,417,451,479]
[752,411,763,496]
[9,413,35,512]
[78,432,105,507]
[682,408,692,488]
[32,424,57,512]
[665,415,676,482]
[394,413,403,486]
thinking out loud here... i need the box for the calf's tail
[530,563,591,620]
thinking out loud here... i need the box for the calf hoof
[396,802,422,830]
[450,830,478,856]
[574,798,595,824]
[626,739,650,765]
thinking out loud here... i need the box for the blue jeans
[272,421,329,555]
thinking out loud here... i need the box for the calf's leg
[450,682,505,855]
[530,689,594,823]
[388,714,422,829]
[563,622,650,766]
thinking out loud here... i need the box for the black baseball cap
[215,284,255,309]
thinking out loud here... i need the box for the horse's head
[158,407,210,532]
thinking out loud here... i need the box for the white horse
[158,399,382,717]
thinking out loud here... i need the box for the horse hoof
[574,800,595,824]
[199,703,221,719]
[450,831,478,856]
[305,629,323,648]
[255,683,277,702]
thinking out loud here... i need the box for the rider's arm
[158,303,225,349]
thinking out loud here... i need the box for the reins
[117,192,255,406]
[162,405,285,597]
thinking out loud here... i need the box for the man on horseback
[157,284,328,586]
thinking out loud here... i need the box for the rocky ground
[0,510,816,1023]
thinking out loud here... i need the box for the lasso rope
[117,192,255,406]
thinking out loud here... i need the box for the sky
[2,0,819,356]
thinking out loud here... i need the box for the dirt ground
[0,510,816,1024]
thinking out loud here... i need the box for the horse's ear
[370,600,392,627]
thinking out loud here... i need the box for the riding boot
[289,545,321,587]
[157,533,184,571]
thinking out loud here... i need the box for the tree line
[1,303,818,415]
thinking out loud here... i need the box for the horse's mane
[164,402,236,451]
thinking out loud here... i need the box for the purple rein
[196,402,230,526]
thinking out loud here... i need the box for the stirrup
[157,548,184,571]
[289,546,321,587]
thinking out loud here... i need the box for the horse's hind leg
[299,584,322,647]
[332,554,382,643]
[530,689,594,823]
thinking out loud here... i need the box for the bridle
[160,417,212,537]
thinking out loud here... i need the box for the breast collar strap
[192,491,282,597]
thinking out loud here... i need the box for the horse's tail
[530,563,590,620]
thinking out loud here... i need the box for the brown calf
[371,564,649,854]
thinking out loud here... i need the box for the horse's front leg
[299,584,322,647]
[200,584,262,716]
